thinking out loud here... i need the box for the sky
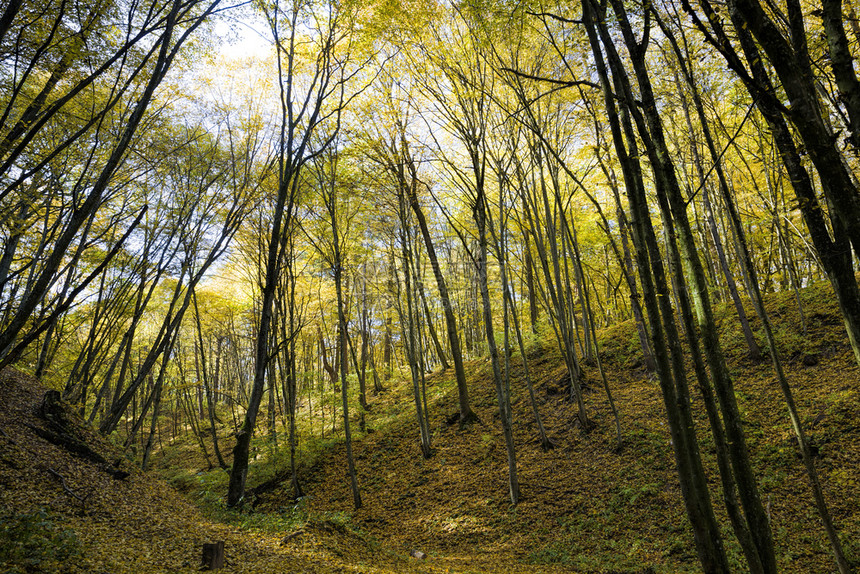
[215,8,272,61]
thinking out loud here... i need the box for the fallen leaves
[1,281,859,574]
[252,283,860,573]
[0,370,428,573]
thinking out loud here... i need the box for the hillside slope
[1,281,858,573]
[0,369,434,574]
[257,282,860,573]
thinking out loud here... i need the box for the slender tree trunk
[673,69,761,359]
[418,284,449,371]
[583,3,730,569]
[333,215,362,510]
[474,181,519,505]
[407,175,475,423]
[524,235,539,333]
[491,174,552,451]
[141,375,164,471]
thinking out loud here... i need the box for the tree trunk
[332,210,362,510]
[407,176,475,424]
[474,180,519,505]
[583,2,730,569]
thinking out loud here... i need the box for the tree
[0,0,223,367]
[307,142,365,507]
[227,0,369,507]
[417,3,519,504]
[358,70,477,425]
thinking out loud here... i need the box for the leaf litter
[0,281,858,573]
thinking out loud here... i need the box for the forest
[1,0,860,572]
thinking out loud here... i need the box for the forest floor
[251,281,860,573]
[1,281,859,573]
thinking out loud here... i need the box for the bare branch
[499,67,600,90]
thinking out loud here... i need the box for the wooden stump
[201,541,225,570]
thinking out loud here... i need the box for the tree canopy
[2,0,860,572]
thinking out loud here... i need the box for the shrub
[0,508,80,573]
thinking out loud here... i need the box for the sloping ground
[1,281,858,573]
[258,281,860,573]
[0,369,437,574]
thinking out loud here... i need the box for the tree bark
[406,175,475,424]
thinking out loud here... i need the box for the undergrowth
[0,508,80,573]
[141,278,860,573]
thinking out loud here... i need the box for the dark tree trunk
[583,2,730,570]
[406,176,475,424]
